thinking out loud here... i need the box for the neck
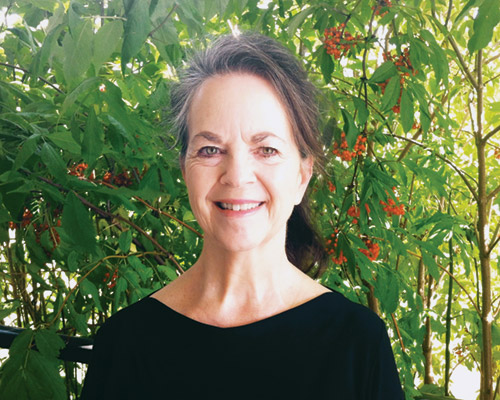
[198,237,292,295]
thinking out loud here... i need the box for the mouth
[215,202,264,211]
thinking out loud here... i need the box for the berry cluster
[103,268,119,289]
[103,170,133,187]
[494,148,500,160]
[378,48,415,114]
[325,230,347,265]
[328,181,336,193]
[333,133,367,161]
[380,197,405,217]
[358,238,380,261]
[68,163,95,180]
[68,162,137,187]
[347,205,360,224]
[33,221,61,254]
[9,208,34,229]
[372,0,393,17]
[347,203,370,224]
[324,25,362,60]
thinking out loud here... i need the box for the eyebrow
[191,131,285,144]
[191,131,222,143]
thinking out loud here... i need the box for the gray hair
[170,32,324,169]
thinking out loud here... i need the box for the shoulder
[94,296,158,341]
[318,290,387,337]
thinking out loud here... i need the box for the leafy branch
[0,62,65,94]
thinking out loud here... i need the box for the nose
[219,151,256,187]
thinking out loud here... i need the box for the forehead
[187,73,293,141]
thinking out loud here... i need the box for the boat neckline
[146,290,334,330]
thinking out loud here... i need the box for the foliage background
[0,0,499,399]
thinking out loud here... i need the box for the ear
[295,156,314,205]
[179,155,186,180]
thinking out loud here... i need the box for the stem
[49,252,160,326]
[476,48,493,400]
[424,273,434,384]
[0,62,65,94]
[448,36,478,90]
[487,184,500,202]
[148,4,178,37]
[407,250,481,315]
[444,224,454,395]
[391,313,406,353]
[391,134,479,202]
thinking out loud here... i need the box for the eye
[198,146,221,157]
[259,147,278,157]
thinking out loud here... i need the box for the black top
[81,291,404,399]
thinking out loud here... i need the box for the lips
[214,200,264,214]
[217,202,263,211]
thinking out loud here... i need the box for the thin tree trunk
[476,50,493,400]
[418,256,434,385]
[424,274,434,384]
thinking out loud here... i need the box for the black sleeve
[80,319,135,400]
[367,319,405,400]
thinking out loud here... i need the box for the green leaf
[353,96,369,126]
[62,16,93,86]
[61,77,100,115]
[113,276,128,311]
[374,268,399,314]
[47,130,81,154]
[40,142,66,182]
[0,329,66,400]
[287,6,316,37]
[319,46,334,84]
[341,109,359,149]
[82,108,103,165]
[492,323,500,347]
[138,166,161,201]
[13,135,39,170]
[128,256,153,283]
[468,0,500,53]
[67,251,79,272]
[119,229,132,253]
[158,264,178,281]
[400,88,414,133]
[381,76,401,112]
[93,20,123,71]
[121,0,152,73]
[66,302,89,335]
[369,61,397,83]
[61,191,96,253]
[454,0,478,24]
[421,251,440,281]
[34,329,64,359]
[80,279,103,312]
[0,300,20,320]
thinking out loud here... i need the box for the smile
[216,202,263,211]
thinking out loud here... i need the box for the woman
[81,32,403,399]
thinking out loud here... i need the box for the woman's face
[183,73,313,254]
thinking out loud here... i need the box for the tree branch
[148,4,178,38]
[391,134,479,202]
[49,252,161,326]
[391,313,406,353]
[132,196,203,238]
[0,62,65,94]
[488,184,500,202]
[408,250,481,315]
[483,124,500,143]
[448,36,478,90]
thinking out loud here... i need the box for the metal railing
[0,325,93,364]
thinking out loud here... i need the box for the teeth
[219,202,261,211]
